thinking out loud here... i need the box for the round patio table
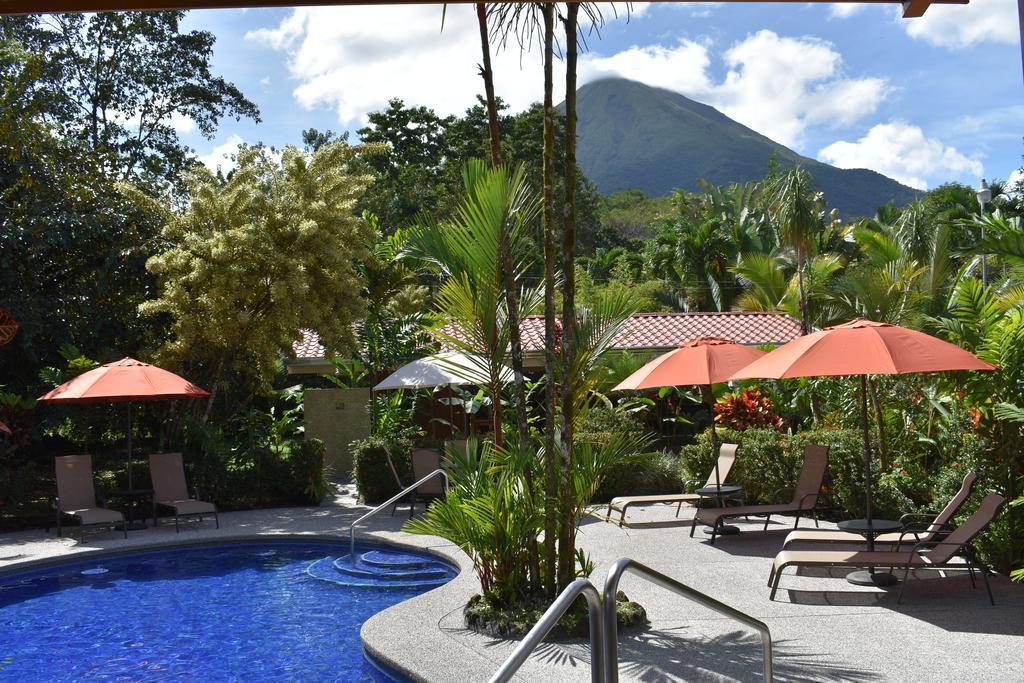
[696,484,743,536]
[110,488,153,531]
[837,517,902,586]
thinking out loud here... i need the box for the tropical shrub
[351,436,412,504]
[679,427,918,519]
[714,388,785,431]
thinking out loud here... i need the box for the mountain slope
[569,78,920,219]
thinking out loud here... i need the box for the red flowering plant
[714,388,785,433]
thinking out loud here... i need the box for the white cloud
[248,8,885,151]
[903,0,1018,48]
[818,122,983,189]
[580,39,713,94]
[578,30,887,147]
[830,3,868,18]
[170,112,196,134]
[196,134,245,174]
[246,5,575,127]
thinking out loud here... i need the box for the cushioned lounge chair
[691,444,830,544]
[606,444,739,527]
[51,454,126,540]
[149,452,218,532]
[768,493,1007,604]
[782,471,978,550]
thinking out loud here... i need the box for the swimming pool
[0,540,458,681]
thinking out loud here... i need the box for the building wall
[304,388,370,478]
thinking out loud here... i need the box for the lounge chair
[782,471,978,550]
[149,452,218,532]
[768,493,1007,604]
[51,454,126,540]
[691,444,830,544]
[407,447,445,516]
[606,444,739,527]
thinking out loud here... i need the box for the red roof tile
[292,312,800,360]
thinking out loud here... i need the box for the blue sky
[178,2,1023,192]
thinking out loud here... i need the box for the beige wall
[304,388,370,479]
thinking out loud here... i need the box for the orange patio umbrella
[38,358,209,490]
[613,337,766,491]
[729,319,994,558]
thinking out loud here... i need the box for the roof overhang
[0,0,966,19]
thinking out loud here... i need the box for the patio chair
[149,452,218,532]
[768,493,1007,604]
[691,443,830,544]
[407,447,446,517]
[782,471,978,550]
[50,454,126,541]
[606,443,739,527]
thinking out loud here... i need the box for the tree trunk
[475,3,502,168]
[557,2,580,592]
[540,2,558,601]
[797,247,809,335]
[476,0,537,586]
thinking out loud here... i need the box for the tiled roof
[293,328,328,359]
[292,312,801,360]
[516,312,801,351]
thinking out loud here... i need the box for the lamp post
[977,179,992,287]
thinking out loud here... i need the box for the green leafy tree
[141,142,377,415]
[0,39,165,390]
[1,12,258,189]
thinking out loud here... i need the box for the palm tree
[405,161,541,446]
[763,168,824,334]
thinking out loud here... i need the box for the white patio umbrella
[373,352,514,437]
[372,352,513,391]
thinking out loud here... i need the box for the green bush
[352,435,412,504]
[580,406,674,502]
[593,452,683,502]
[291,438,329,504]
[679,427,921,520]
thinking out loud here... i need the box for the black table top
[695,485,743,496]
[837,518,901,534]
[109,488,153,498]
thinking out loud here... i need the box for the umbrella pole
[860,375,874,544]
[126,403,133,491]
[703,385,721,489]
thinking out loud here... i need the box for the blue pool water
[0,541,457,681]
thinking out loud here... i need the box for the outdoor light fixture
[977,179,991,286]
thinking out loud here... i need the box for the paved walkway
[2,490,1022,682]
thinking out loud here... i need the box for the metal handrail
[346,468,449,560]
[487,558,773,683]
[602,558,773,683]
[488,578,605,683]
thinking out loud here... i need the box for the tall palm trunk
[557,1,580,591]
[475,3,501,168]
[475,1,537,586]
[540,1,558,601]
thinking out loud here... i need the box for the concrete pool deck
[2,488,1022,682]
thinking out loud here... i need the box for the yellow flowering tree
[142,142,379,415]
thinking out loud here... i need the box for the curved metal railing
[487,578,605,683]
[602,558,772,683]
[487,558,773,683]
[346,469,449,560]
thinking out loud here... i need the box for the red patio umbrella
[729,319,994,578]
[38,358,209,490]
[613,337,766,491]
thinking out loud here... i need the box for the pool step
[306,550,456,589]
[331,557,449,581]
